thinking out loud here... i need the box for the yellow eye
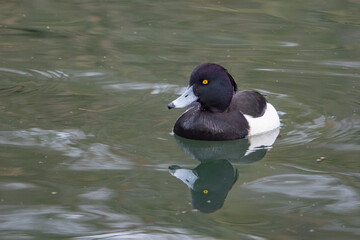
[203,189,209,194]
[202,79,208,85]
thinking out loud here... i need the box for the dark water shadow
[0,26,69,38]
[169,128,279,213]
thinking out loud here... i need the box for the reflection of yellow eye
[203,189,209,194]
[202,80,208,85]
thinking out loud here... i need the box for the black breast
[173,104,249,141]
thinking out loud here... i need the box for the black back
[230,90,267,117]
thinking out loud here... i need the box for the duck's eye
[203,189,209,194]
[202,79,209,85]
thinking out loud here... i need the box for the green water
[0,0,359,239]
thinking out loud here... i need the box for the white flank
[244,103,280,136]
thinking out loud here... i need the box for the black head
[189,63,237,112]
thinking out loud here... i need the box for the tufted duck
[168,63,280,140]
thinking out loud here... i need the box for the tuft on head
[224,68,237,92]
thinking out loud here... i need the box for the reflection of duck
[169,159,238,213]
[168,63,280,140]
[169,129,279,213]
[174,128,279,164]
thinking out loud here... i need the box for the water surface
[0,0,359,239]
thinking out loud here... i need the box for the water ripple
[78,188,114,201]
[0,67,32,76]
[29,69,69,79]
[0,67,69,96]
[277,41,299,47]
[0,67,70,80]
[75,228,218,240]
[0,128,88,158]
[321,116,360,151]
[320,60,360,69]
[325,117,360,140]
[256,68,360,78]
[0,128,134,170]
[282,116,325,145]
[104,83,186,95]
[69,143,133,171]
[245,174,360,213]
[0,206,91,234]
[0,182,37,190]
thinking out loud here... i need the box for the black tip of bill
[168,102,175,109]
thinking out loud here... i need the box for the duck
[168,63,280,141]
[169,159,238,213]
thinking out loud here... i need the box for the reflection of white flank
[169,168,198,189]
[245,128,280,156]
